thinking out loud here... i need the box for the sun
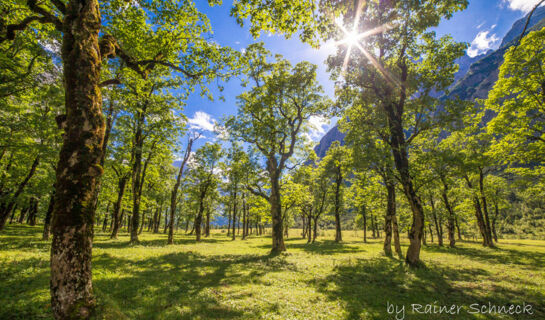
[344,31,360,47]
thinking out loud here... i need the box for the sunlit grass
[1,225,544,319]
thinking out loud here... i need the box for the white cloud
[503,0,544,12]
[467,31,500,57]
[491,24,497,29]
[188,111,216,132]
[307,116,330,140]
[476,22,485,29]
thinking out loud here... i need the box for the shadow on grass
[311,257,545,319]
[92,250,297,319]
[94,237,228,249]
[423,244,545,270]
[254,239,366,255]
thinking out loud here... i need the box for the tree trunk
[492,202,499,242]
[392,214,402,258]
[465,174,493,247]
[428,224,434,243]
[101,201,110,232]
[231,188,237,240]
[269,174,285,253]
[50,1,104,317]
[455,215,462,240]
[227,202,232,237]
[478,169,494,247]
[242,194,247,240]
[312,217,318,243]
[440,180,456,247]
[430,196,443,246]
[168,138,194,244]
[383,180,395,256]
[205,207,210,237]
[0,155,40,230]
[18,205,28,224]
[362,206,367,243]
[110,176,127,239]
[384,100,425,266]
[334,166,343,242]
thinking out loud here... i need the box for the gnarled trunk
[50,1,103,317]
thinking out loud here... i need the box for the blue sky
[182,0,540,150]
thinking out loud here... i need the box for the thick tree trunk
[195,203,203,242]
[110,176,127,239]
[384,100,425,266]
[50,1,104,317]
[270,175,285,253]
[205,207,210,237]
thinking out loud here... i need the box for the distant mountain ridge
[314,7,545,157]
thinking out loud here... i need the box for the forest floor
[0,225,544,320]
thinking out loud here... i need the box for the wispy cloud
[307,115,330,140]
[476,21,485,29]
[467,30,500,57]
[503,0,544,13]
[188,111,216,132]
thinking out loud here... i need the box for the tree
[187,142,222,242]
[226,46,330,253]
[321,141,351,242]
[326,0,467,266]
[486,27,545,182]
[1,0,239,316]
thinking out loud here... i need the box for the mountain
[314,8,545,157]
[313,124,345,158]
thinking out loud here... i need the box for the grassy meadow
[0,225,544,319]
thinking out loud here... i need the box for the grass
[1,225,544,320]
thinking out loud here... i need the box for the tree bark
[50,1,104,317]
[269,173,286,253]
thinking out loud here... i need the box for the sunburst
[333,0,400,87]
